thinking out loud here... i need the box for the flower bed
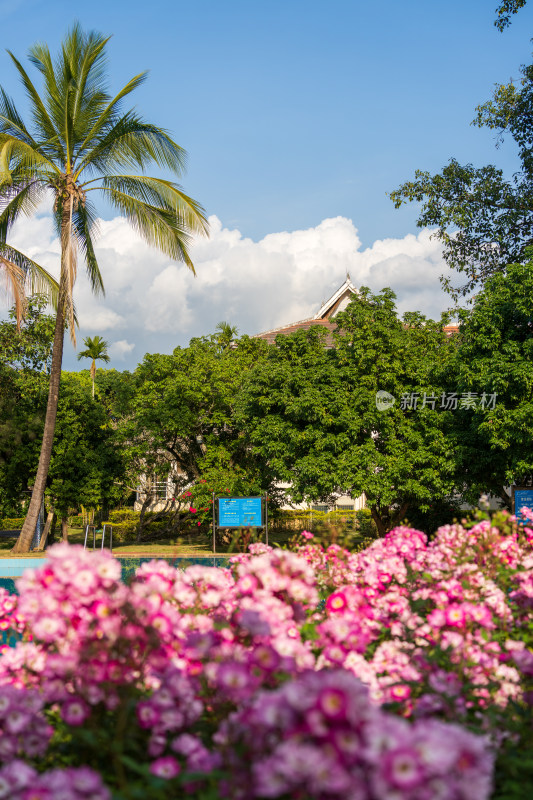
[0,510,530,798]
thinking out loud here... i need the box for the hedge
[0,518,24,529]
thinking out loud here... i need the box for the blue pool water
[0,555,229,591]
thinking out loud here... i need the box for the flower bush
[0,510,530,797]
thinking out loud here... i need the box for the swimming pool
[0,555,230,593]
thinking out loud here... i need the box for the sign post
[212,494,268,553]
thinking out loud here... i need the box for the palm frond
[74,73,147,164]
[0,89,36,146]
[0,137,58,187]
[69,32,111,137]
[77,113,187,178]
[99,185,207,269]
[0,251,25,325]
[77,334,110,361]
[57,194,78,344]
[0,180,47,240]
[6,51,62,159]
[98,175,208,235]
[71,199,104,295]
[0,242,59,311]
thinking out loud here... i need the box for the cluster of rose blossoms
[215,669,493,800]
[0,762,110,800]
[303,520,532,719]
[0,512,529,797]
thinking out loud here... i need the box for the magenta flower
[316,687,348,719]
[325,591,348,613]
[149,756,181,779]
[381,746,425,789]
[61,697,90,726]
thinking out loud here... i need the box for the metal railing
[83,523,113,551]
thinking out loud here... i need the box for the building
[256,275,459,344]
[255,275,358,346]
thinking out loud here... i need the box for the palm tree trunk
[13,205,70,554]
[61,515,69,542]
[12,299,66,552]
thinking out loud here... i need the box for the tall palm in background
[0,24,208,552]
[214,321,239,351]
[77,335,110,397]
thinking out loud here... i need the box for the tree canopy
[494,0,527,29]
[450,254,533,506]
[238,291,459,535]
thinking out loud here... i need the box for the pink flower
[381,746,424,789]
[389,684,411,702]
[445,604,467,627]
[61,697,90,726]
[149,756,181,779]
[325,591,348,613]
[316,687,348,719]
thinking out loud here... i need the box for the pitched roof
[254,277,459,344]
[255,277,358,345]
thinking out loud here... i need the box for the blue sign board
[514,488,533,525]
[218,497,263,528]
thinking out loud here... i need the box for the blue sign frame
[513,486,533,525]
[218,497,263,528]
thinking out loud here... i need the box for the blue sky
[2,0,533,368]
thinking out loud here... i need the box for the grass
[0,527,263,557]
[0,520,372,557]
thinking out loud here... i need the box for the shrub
[0,518,24,530]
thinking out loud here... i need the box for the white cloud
[77,308,125,332]
[109,340,135,361]
[4,213,455,369]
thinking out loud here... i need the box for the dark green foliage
[403,497,462,535]
[450,256,533,504]
[238,290,458,535]
[494,0,527,30]
[47,372,126,519]
[0,298,54,514]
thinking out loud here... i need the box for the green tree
[450,255,533,506]
[77,335,110,397]
[213,321,239,351]
[0,25,207,552]
[390,54,533,300]
[238,292,458,535]
[0,298,54,516]
[120,333,273,540]
[47,372,125,540]
[494,0,527,29]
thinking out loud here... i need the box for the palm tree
[77,335,110,397]
[1,24,208,552]
[214,321,239,351]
